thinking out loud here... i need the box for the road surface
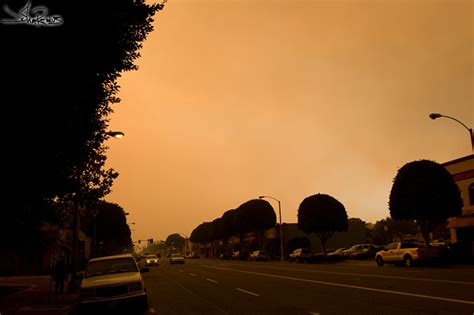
[141,258,474,314]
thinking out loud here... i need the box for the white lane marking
[189,273,197,277]
[173,279,229,314]
[178,269,184,273]
[219,263,474,285]
[206,278,219,284]
[236,288,260,297]
[204,265,474,305]
[149,307,156,314]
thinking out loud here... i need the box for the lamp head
[429,113,442,120]
[107,131,125,138]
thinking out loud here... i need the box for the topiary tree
[237,199,277,248]
[389,159,463,252]
[297,194,348,256]
[165,233,185,252]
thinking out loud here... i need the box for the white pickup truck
[375,242,440,267]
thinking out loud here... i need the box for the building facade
[444,154,474,259]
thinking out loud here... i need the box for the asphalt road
[140,258,474,315]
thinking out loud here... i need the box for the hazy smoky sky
[105,0,473,242]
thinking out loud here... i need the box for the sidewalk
[0,275,78,315]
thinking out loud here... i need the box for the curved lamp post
[259,195,284,261]
[106,131,125,139]
[70,130,125,291]
[429,113,473,152]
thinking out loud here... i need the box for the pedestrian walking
[53,256,68,294]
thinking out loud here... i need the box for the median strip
[204,265,474,305]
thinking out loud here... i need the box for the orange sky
[106,0,473,242]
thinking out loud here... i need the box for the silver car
[78,254,149,312]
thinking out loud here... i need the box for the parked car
[78,254,149,312]
[144,254,159,266]
[342,244,375,258]
[249,250,269,262]
[187,252,200,259]
[288,248,312,263]
[169,253,185,264]
[375,242,441,267]
[349,244,378,260]
[231,251,240,260]
[326,247,348,261]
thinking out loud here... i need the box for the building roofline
[442,154,474,167]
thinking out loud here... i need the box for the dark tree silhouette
[190,222,214,245]
[389,159,463,251]
[370,218,419,245]
[237,199,276,248]
[165,233,185,251]
[93,202,132,256]
[297,194,348,256]
[219,209,239,240]
[2,0,164,242]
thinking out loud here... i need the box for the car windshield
[146,255,158,259]
[85,257,138,278]
[171,254,182,257]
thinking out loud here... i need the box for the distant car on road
[169,253,185,264]
[78,254,149,312]
[249,250,269,262]
[288,248,312,263]
[144,254,159,266]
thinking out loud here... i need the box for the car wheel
[376,256,384,267]
[403,255,412,267]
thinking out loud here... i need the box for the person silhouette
[53,256,68,294]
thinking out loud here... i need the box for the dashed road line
[206,278,219,284]
[178,269,184,273]
[236,288,260,297]
[205,265,474,305]
[189,273,197,277]
[220,263,474,285]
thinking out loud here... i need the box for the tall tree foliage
[389,159,463,251]
[2,0,163,240]
[93,201,132,256]
[297,194,348,256]
[165,233,185,251]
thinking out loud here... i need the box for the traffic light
[149,238,153,244]
[138,240,141,244]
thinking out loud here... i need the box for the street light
[429,113,473,152]
[70,130,125,292]
[106,131,125,139]
[259,195,284,261]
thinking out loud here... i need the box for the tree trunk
[418,220,431,257]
